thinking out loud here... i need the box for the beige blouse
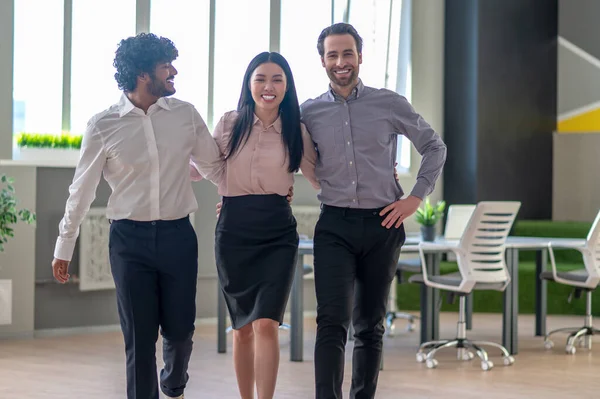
[198,111,319,196]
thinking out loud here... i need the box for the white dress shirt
[54,94,222,261]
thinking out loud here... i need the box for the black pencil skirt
[215,194,299,330]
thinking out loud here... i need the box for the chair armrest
[547,243,590,288]
[417,245,467,292]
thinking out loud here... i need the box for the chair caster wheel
[406,323,415,332]
[416,352,427,363]
[481,360,494,371]
[503,355,515,366]
[566,345,576,355]
[460,351,474,361]
[385,315,395,337]
[426,358,438,369]
[543,339,554,349]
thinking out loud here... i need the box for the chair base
[544,326,600,354]
[416,337,514,371]
[543,290,598,354]
[415,296,514,371]
[385,311,418,336]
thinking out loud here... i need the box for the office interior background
[0,0,599,397]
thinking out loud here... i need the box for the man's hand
[379,195,422,229]
[216,201,222,217]
[52,258,71,283]
[394,162,399,182]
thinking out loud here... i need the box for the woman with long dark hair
[206,52,318,399]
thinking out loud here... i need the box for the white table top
[298,236,586,252]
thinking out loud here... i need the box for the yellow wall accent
[558,107,600,133]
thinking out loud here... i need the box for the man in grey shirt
[301,23,446,399]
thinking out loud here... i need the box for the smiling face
[249,62,287,113]
[147,61,178,97]
[321,33,362,90]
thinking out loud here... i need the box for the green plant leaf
[415,196,446,227]
[16,132,83,149]
[0,174,36,252]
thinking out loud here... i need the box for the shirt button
[352,199,356,202]
[347,141,350,145]
[345,121,348,125]
[352,181,355,185]
[349,161,353,165]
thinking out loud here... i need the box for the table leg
[431,253,440,341]
[290,253,304,361]
[502,248,519,355]
[511,249,519,355]
[535,249,548,336]
[420,253,439,343]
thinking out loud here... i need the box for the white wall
[0,0,14,160]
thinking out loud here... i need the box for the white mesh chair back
[456,201,521,285]
[584,209,600,279]
[444,205,476,240]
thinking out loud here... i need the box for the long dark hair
[226,52,303,173]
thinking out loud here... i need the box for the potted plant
[415,197,446,242]
[0,174,36,253]
[14,132,82,163]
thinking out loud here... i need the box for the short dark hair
[227,52,304,173]
[113,33,178,92]
[317,22,363,57]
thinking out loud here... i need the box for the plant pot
[420,225,436,242]
[15,147,80,164]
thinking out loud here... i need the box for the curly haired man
[51,33,222,399]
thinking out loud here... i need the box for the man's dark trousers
[313,205,406,399]
[109,216,198,399]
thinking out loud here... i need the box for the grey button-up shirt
[300,80,447,209]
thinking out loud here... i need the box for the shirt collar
[118,93,171,117]
[252,113,282,134]
[118,93,136,117]
[155,97,171,111]
[327,78,365,102]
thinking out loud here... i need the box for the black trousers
[109,216,198,399]
[313,205,406,399]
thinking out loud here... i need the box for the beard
[326,68,358,88]
[148,75,175,97]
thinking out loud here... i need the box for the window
[13,0,64,135]
[9,0,412,170]
[70,0,136,135]
[348,0,394,90]
[348,0,412,171]
[280,0,332,105]
[213,0,270,125]
[150,0,211,119]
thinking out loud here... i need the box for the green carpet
[395,219,596,317]
[396,261,597,316]
[512,220,591,263]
